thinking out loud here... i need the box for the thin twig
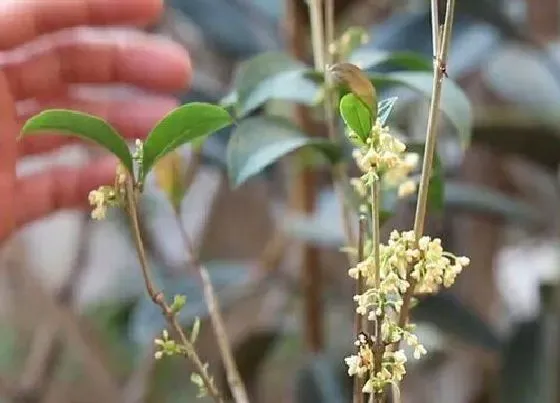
[396,0,456,335]
[174,214,249,403]
[353,215,367,403]
[322,0,358,250]
[200,268,249,403]
[124,178,223,403]
[371,180,381,290]
[286,0,324,353]
[309,0,326,71]
[371,179,384,403]
[430,0,440,59]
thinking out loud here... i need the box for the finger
[0,73,18,239]
[15,156,119,228]
[5,34,191,100]
[17,95,179,156]
[0,0,163,50]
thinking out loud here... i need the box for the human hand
[0,0,191,242]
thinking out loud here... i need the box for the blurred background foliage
[3,0,560,402]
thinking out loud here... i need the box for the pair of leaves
[21,103,233,183]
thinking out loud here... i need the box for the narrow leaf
[142,103,233,180]
[339,93,372,142]
[227,116,340,187]
[377,97,398,126]
[21,109,133,174]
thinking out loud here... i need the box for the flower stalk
[343,0,467,400]
[398,0,457,337]
[173,213,250,403]
[120,173,223,403]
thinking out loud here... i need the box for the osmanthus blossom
[344,119,471,395]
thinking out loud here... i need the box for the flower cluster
[345,230,470,394]
[87,164,128,220]
[88,185,117,220]
[350,119,419,199]
[154,329,185,360]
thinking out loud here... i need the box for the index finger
[0,0,163,50]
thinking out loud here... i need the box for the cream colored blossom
[88,186,115,220]
[344,354,363,376]
[398,179,417,198]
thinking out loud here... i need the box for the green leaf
[339,93,372,142]
[412,293,500,351]
[370,71,472,145]
[20,109,134,174]
[227,52,319,117]
[349,49,433,72]
[443,181,542,226]
[377,97,398,126]
[227,116,340,187]
[142,103,233,180]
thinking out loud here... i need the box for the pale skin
[0,0,192,242]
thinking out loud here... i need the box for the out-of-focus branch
[15,215,92,403]
[6,234,120,402]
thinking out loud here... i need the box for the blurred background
[2,0,560,402]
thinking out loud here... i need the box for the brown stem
[174,214,249,403]
[322,0,357,251]
[124,179,223,403]
[285,0,324,353]
[396,0,456,338]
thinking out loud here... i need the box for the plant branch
[397,0,456,335]
[309,0,325,71]
[286,0,324,352]
[353,214,367,403]
[371,178,384,403]
[124,178,223,403]
[322,0,358,251]
[174,214,249,403]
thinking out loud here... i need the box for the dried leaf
[327,62,377,117]
[153,151,187,212]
